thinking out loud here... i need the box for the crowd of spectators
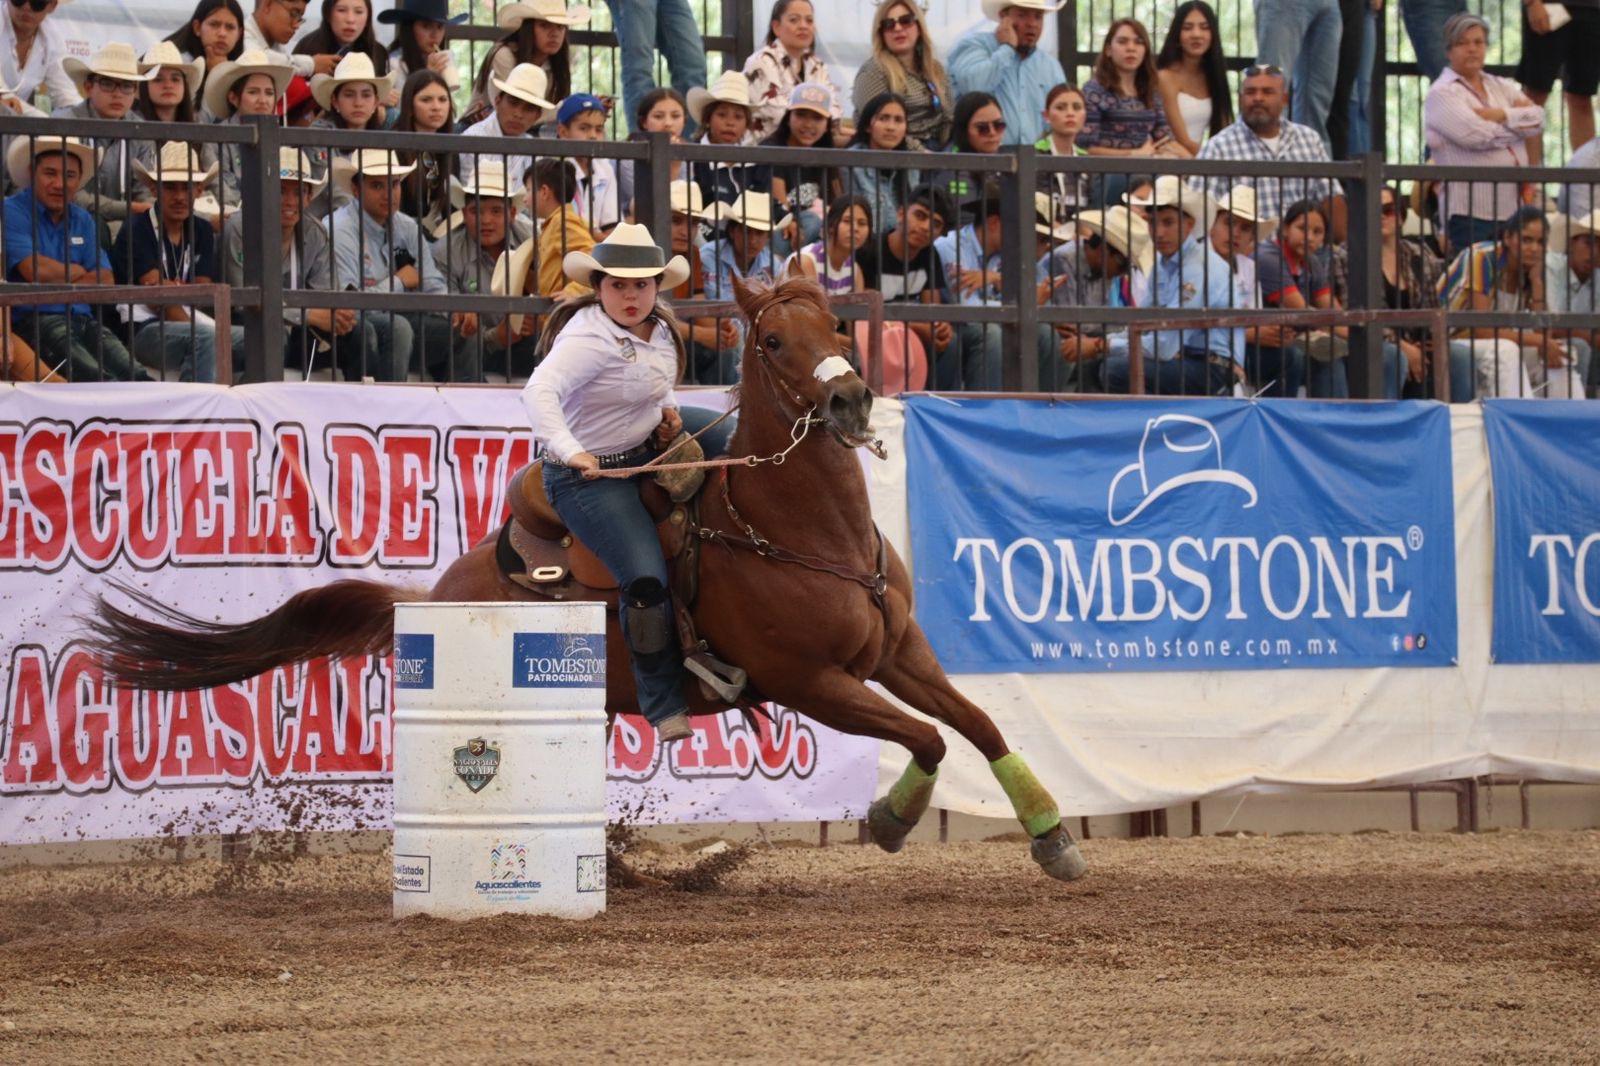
[0,0,1595,399]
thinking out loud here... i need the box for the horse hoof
[866,796,915,854]
[1031,827,1088,882]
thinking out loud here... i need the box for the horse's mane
[737,273,832,329]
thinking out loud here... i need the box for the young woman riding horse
[86,255,1087,884]
[524,223,735,744]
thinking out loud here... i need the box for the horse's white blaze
[814,355,853,383]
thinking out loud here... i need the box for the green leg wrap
[886,760,939,825]
[990,753,1060,838]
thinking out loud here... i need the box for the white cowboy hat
[669,179,711,219]
[980,0,1066,21]
[311,52,396,111]
[63,42,157,95]
[1033,190,1074,242]
[139,41,205,99]
[1075,206,1154,274]
[1125,174,1208,225]
[338,148,416,192]
[5,135,100,191]
[492,240,540,336]
[495,0,591,30]
[1208,183,1279,236]
[273,145,327,193]
[203,49,293,118]
[490,62,556,117]
[563,221,690,288]
[704,189,780,233]
[451,161,527,208]
[133,141,218,186]
[686,70,752,127]
[1570,209,1600,238]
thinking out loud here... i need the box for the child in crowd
[764,82,836,251]
[460,63,555,186]
[467,0,586,124]
[1035,83,1090,220]
[556,93,620,235]
[620,87,689,219]
[529,156,595,298]
[381,0,466,93]
[689,70,766,205]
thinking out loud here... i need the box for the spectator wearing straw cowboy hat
[1103,175,1239,395]
[331,148,474,382]
[3,136,147,381]
[688,70,770,207]
[699,189,780,383]
[222,145,381,380]
[110,142,242,383]
[459,62,555,189]
[381,0,467,93]
[203,49,293,213]
[1541,209,1599,397]
[435,161,536,379]
[467,0,587,122]
[52,43,159,224]
[0,0,78,116]
[137,41,205,124]
[523,222,735,745]
[947,0,1067,147]
[303,51,395,212]
[1042,205,1151,389]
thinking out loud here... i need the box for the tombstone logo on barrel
[453,737,501,792]
[512,631,606,688]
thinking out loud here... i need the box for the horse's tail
[84,579,425,691]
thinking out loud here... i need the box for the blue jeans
[1380,340,1415,399]
[1256,0,1343,149]
[939,322,1061,390]
[1401,0,1466,81]
[1246,343,1306,397]
[1347,8,1378,156]
[541,406,734,723]
[607,0,708,135]
[131,319,246,383]
[1103,352,1233,395]
[16,313,145,382]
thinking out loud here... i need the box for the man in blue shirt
[3,136,144,381]
[697,189,777,384]
[948,0,1067,147]
[331,148,473,382]
[1105,177,1239,395]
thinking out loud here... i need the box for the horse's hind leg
[872,623,1087,882]
[784,668,947,855]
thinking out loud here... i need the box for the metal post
[1002,145,1040,391]
[1345,151,1384,398]
[1369,1,1388,160]
[240,115,284,384]
[637,132,673,254]
[724,0,754,72]
[1056,3,1079,85]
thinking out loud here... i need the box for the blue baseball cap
[557,93,606,126]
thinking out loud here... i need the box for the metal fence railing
[1,114,1597,401]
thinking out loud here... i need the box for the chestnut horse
[88,271,1086,882]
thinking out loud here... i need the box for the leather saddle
[495,459,750,704]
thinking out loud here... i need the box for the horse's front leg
[780,667,947,855]
[871,622,1087,883]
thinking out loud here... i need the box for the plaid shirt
[1193,119,1334,222]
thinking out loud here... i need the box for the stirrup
[685,651,747,703]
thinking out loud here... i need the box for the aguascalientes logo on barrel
[453,737,500,792]
[511,632,606,688]
[393,633,434,689]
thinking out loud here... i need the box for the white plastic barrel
[391,601,608,920]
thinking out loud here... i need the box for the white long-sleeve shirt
[244,14,315,80]
[1424,67,1544,223]
[523,304,678,464]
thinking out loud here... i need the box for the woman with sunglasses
[853,0,952,150]
[924,91,1006,207]
[0,0,79,116]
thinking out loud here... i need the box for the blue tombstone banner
[903,397,1458,673]
[1483,400,1600,664]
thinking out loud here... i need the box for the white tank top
[1177,92,1212,146]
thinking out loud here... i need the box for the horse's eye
[763,334,780,351]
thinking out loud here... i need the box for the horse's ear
[731,271,756,314]
[784,255,806,280]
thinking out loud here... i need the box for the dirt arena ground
[1,830,1597,1064]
